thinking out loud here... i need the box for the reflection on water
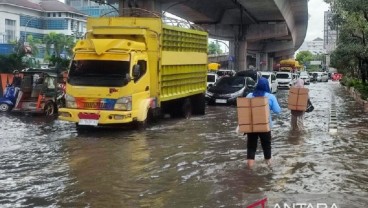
[1,82,368,207]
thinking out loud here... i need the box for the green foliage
[48,55,71,69]
[296,51,313,64]
[26,35,42,57]
[306,65,321,72]
[208,41,223,55]
[0,40,27,73]
[341,77,368,100]
[326,0,368,83]
[43,32,75,58]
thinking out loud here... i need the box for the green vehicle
[11,68,65,115]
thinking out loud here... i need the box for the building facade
[298,37,325,55]
[0,0,87,48]
[65,0,118,17]
[324,10,337,53]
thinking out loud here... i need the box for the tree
[26,35,42,57]
[43,32,74,68]
[325,0,368,83]
[296,51,313,64]
[208,41,223,55]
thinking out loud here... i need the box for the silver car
[299,71,310,85]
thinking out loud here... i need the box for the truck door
[132,54,150,111]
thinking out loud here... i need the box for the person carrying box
[288,79,312,131]
[239,77,281,168]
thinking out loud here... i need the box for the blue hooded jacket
[245,77,281,128]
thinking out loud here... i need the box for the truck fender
[137,98,152,122]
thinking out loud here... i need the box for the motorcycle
[0,84,19,112]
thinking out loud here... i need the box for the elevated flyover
[116,0,308,71]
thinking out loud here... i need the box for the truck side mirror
[133,65,141,79]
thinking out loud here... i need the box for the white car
[207,73,219,88]
[260,71,278,93]
[276,72,293,89]
[312,72,328,82]
[299,71,310,85]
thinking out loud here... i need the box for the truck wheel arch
[137,99,152,122]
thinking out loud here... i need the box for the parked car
[310,72,318,82]
[205,76,256,105]
[321,72,329,82]
[276,72,293,89]
[260,71,278,93]
[299,71,310,85]
[311,72,328,82]
[235,69,260,81]
[207,72,219,89]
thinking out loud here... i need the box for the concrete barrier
[343,85,368,112]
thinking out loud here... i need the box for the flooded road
[1,81,368,207]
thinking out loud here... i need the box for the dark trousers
[247,131,272,160]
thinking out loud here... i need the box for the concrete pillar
[268,56,274,71]
[229,40,236,71]
[256,53,261,71]
[237,41,248,71]
[260,53,268,71]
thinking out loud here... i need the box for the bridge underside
[117,0,308,71]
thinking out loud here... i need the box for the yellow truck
[58,17,208,127]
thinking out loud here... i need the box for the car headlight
[65,94,77,108]
[229,90,243,98]
[206,91,213,97]
[114,96,132,111]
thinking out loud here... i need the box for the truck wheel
[44,102,56,116]
[0,103,11,112]
[191,94,205,115]
[181,98,192,119]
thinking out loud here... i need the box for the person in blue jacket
[245,77,281,168]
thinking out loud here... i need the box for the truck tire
[191,94,205,115]
[181,98,192,119]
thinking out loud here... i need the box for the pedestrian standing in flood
[290,79,306,131]
[245,77,281,168]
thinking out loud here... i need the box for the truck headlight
[115,96,132,111]
[65,94,77,108]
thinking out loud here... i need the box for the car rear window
[276,73,290,79]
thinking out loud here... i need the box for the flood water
[1,81,368,208]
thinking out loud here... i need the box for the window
[5,19,16,42]
[134,60,147,82]
[53,13,56,17]
[59,13,61,17]
[68,60,130,87]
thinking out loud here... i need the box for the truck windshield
[68,60,130,87]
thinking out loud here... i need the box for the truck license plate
[78,119,98,126]
[215,99,227,104]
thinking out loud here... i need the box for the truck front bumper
[58,108,135,124]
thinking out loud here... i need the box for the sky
[305,0,330,41]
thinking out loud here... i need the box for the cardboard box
[288,87,309,111]
[237,97,270,133]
